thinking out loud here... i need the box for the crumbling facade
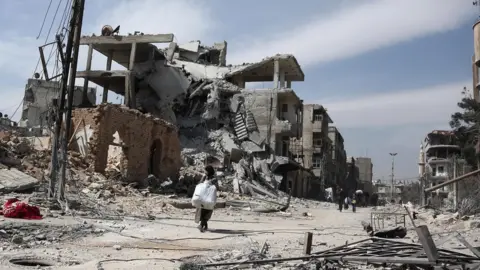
[328,126,347,188]
[294,104,334,195]
[73,30,323,198]
[420,130,463,196]
[20,79,96,128]
[242,89,303,157]
[71,104,182,183]
[345,157,359,196]
[355,157,373,194]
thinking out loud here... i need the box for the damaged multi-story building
[419,130,464,198]
[295,104,334,193]
[355,157,374,195]
[328,126,347,189]
[60,30,319,198]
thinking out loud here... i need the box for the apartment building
[299,104,333,187]
[420,130,463,196]
[355,157,374,194]
[328,126,348,188]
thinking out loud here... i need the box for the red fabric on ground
[1,198,42,220]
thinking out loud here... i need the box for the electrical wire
[36,0,54,39]
[33,0,70,78]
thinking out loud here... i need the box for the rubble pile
[0,130,89,177]
[0,221,105,251]
[131,42,302,198]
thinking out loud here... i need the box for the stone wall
[72,104,181,183]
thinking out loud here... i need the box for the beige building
[297,104,333,188]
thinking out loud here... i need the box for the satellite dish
[101,25,114,36]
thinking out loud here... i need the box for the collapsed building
[17,32,319,198]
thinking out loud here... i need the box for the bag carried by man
[191,181,217,210]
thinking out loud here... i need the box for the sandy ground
[0,201,372,269]
[1,201,480,269]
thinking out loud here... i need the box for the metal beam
[38,46,49,80]
[424,169,480,192]
[80,34,174,45]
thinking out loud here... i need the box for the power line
[34,0,69,78]
[36,0,54,39]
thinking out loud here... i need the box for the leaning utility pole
[58,0,85,201]
[48,0,80,198]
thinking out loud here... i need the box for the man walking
[195,165,217,232]
[337,187,346,212]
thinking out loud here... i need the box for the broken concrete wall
[21,79,97,128]
[72,104,182,183]
[242,91,278,153]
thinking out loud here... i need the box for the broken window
[24,88,35,103]
[281,136,289,157]
[313,132,322,147]
[313,109,323,122]
[312,154,322,168]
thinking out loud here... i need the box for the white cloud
[0,0,215,119]
[228,0,475,66]
[323,81,469,128]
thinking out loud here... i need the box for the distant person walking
[195,165,217,232]
[337,187,346,212]
[352,194,357,213]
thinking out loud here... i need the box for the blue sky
[0,0,477,182]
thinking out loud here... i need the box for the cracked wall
[72,104,182,183]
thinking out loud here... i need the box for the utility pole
[48,0,80,198]
[58,0,85,201]
[453,155,458,210]
[389,152,397,201]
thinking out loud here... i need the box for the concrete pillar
[129,42,137,70]
[279,70,286,88]
[81,44,93,106]
[273,59,280,88]
[102,50,113,103]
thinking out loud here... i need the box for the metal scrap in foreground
[199,237,480,269]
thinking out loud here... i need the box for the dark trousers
[338,199,343,211]
[199,208,213,229]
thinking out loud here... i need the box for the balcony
[312,120,323,132]
[275,118,296,136]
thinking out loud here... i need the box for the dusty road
[0,201,371,269]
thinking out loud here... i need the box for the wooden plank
[303,232,313,255]
[80,34,174,45]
